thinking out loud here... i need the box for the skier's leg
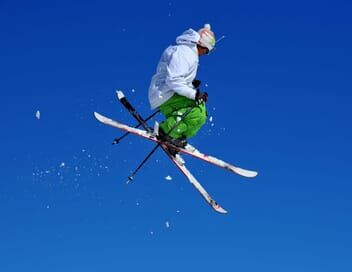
[182,102,207,138]
[159,94,194,139]
[159,94,207,139]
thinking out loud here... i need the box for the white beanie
[198,24,216,51]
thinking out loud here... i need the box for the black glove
[192,79,201,89]
[195,89,208,104]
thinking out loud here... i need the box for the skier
[148,24,216,151]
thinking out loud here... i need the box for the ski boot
[154,122,187,156]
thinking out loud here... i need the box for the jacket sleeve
[165,48,197,100]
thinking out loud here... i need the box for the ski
[162,144,228,214]
[94,111,228,214]
[94,111,257,178]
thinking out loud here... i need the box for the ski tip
[251,171,258,178]
[214,205,228,214]
[216,206,228,214]
[116,90,125,100]
[94,112,112,125]
[93,111,100,119]
[211,200,228,214]
[243,170,258,178]
[233,167,258,178]
[94,111,104,121]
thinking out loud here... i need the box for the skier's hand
[195,90,208,104]
[192,79,201,89]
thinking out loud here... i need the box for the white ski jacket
[148,29,200,109]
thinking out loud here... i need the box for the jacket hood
[176,28,200,46]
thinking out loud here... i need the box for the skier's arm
[165,49,197,100]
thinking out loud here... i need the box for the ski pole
[117,90,153,133]
[112,109,160,144]
[127,143,160,183]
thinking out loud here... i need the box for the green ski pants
[159,94,207,139]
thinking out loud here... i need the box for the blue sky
[1,0,352,271]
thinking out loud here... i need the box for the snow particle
[59,162,65,168]
[35,110,41,120]
[165,221,170,228]
[165,175,172,181]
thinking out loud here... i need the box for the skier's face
[197,45,209,56]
